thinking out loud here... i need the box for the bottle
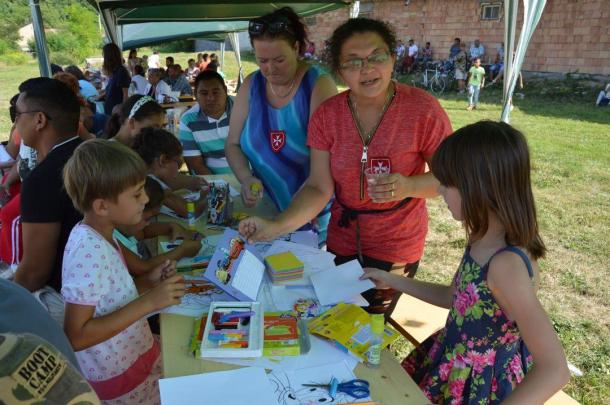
[186,201,196,231]
[366,314,384,368]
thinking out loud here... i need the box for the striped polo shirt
[178,97,234,174]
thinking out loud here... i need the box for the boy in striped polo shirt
[179,70,234,175]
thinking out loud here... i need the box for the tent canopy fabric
[121,21,249,49]
[87,1,349,24]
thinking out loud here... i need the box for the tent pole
[220,40,226,72]
[29,0,51,77]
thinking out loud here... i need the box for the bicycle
[412,61,446,94]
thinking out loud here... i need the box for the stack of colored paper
[265,252,304,284]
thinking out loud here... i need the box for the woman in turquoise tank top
[225,7,337,242]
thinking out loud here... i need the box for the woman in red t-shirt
[240,18,452,316]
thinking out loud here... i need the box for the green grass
[1,55,609,403]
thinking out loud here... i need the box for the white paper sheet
[211,335,359,372]
[159,367,279,405]
[159,234,222,268]
[268,361,371,405]
[310,260,375,306]
[162,275,235,317]
[269,285,368,312]
[231,249,265,300]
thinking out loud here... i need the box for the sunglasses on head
[248,17,295,36]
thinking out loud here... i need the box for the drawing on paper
[268,372,353,405]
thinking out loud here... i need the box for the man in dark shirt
[13,78,83,300]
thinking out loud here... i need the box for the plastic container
[366,314,384,368]
[186,201,196,230]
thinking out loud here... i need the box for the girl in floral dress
[362,121,569,404]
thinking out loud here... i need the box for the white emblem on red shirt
[370,158,391,173]
[270,130,286,153]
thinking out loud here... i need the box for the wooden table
[160,100,197,110]
[160,313,429,404]
[158,174,429,404]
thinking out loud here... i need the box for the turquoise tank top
[240,65,330,240]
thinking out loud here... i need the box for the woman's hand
[360,267,394,289]
[367,173,412,203]
[238,216,281,243]
[240,176,263,208]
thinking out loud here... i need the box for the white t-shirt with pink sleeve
[62,223,161,404]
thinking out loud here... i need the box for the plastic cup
[364,167,390,185]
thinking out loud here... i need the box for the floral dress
[402,246,534,404]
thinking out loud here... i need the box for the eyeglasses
[248,18,295,37]
[14,110,52,121]
[339,51,392,71]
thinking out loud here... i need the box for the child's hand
[360,268,393,289]
[169,223,191,240]
[177,239,201,257]
[148,260,177,284]
[241,176,263,208]
[188,176,208,191]
[144,274,185,311]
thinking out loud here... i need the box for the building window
[304,16,317,26]
[359,2,374,17]
[481,3,502,20]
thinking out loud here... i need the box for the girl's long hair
[431,120,546,259]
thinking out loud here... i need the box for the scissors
[302,377,370,399]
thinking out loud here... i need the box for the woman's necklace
[268,74,297,98]
[348,83,394,143]
[348,82,396,200]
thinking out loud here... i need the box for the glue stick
[366,314,384,368]
[186,201,196,230]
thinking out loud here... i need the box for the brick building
[305,0,610,76]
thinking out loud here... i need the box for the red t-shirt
[307,83,452,263]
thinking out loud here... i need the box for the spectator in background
[65,65,99,102]
[127,49,142,76]
[405,39,419,73]
[52,72,95,140]
[470,39,485,61]
[130,64,149,95]
[489,42,504,81]
[146,68,172,103]
[196,53,204,67]
[396,40,406,59]
[199,53,210,71]
[187,58,201,82]
[148,51,160,69]
[165,64,193,96]
[180,70,233,175]
[455,42,468,94]
[206,60,226,79]
[165,56,175,69]
[141,54,149,71]
[51,63,63,75]
[449,37,461,59]
[595,83,610,107]
[421,41,433,65]
[101,43,130,115]
[304,41,316,59]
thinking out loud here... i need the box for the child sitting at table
[61,139,185,403]
[362,121,569,404]
[132,127,208,218]
[115,176,202,275]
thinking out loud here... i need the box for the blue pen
[166,243,180,249]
